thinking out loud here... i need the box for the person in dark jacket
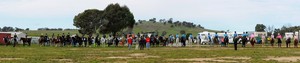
[61,33,65,46]
[234,36,241,50]
[114,35,119,47]
[139,36,145,50]
[95,34,100,46]
[13,33,18,47]
[286,37,291,48]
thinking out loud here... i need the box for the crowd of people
[2,31,299,51]
[36,32,200,50]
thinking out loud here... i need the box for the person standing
[169,34,174,47]
[150,35,155,46]
[95,34,100,47]
[146,36,151,50]
[286,37,291,48]
[242,32,247,47]
[233,31,238,39]
[114,35,119,47]
[197,34,202,45]
[250,33,255,47]
[66,33,71,46]
[294,34,298,48]
[61,33,65,46]
[139,36,145,50]
[13,33,18,47]
[127,35,133,50]
[71,36,76,47]
[270,34,275,47]
[4,34,9,46]
[224,32,229,47]
[261,34,266,47]
[276,33,282,48]
[208,33,212,47]
[213,32,219,47]
[189,34,193,46]
[101,35,106,47]
[181,33,186,47]
[88,35,93,47]
[175,34,180,47]
[107,35,113,47]
[44,33,49,46]
[234,36,240,50]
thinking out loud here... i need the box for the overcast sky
[0,0,299,32]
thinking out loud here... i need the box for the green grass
[22,21,218,37]
[1,43,300,63]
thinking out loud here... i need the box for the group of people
[36,32,203,50]
[2,33,26,47]
[230,31,299,50]
[2,31,300,51]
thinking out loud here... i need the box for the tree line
[255,24,300,37]
[0,26,78,32]
[0,26,29,32]
[37,28,78,31]
[137,18,205,29]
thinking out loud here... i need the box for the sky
[0,0,300,32]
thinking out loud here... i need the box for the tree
[265,25,274,36]
[167,18,173,24]
[255,24,266,32]
[26,28,30,31]
[73,9,103,36]
[15,27,24,32]
[100,3,135,35]
[2,26,14,32]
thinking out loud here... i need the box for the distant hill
[130,21,218,36]
[23,21,218,37]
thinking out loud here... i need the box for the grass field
[1,43,300,63]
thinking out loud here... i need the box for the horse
[20,37,32,46]
[51,38,60,47]
[213,37,219,46]
[38,36,45,46]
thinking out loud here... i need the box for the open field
[1,43,300,63]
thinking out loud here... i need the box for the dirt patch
[106,53,160,59]
[293,52,300,54]
[129,53,160,58]
[144,56,161,58]
[129,53,147,57]
[106,56,132,59]
[69,48,80,51]
[264,56,300,62]
[168,58,237,63]
[103,51,126,53]
[218,57,251,60]
[167,56,251,63]
[51,59,73,62]
[0,58,24,60]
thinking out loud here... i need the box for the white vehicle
[198,31,214,45]
[198,31,244,44]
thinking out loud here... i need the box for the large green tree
[73,3,135,36]
[100,3,135,35]
[255,24,266,32]
[73,9,103,36]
